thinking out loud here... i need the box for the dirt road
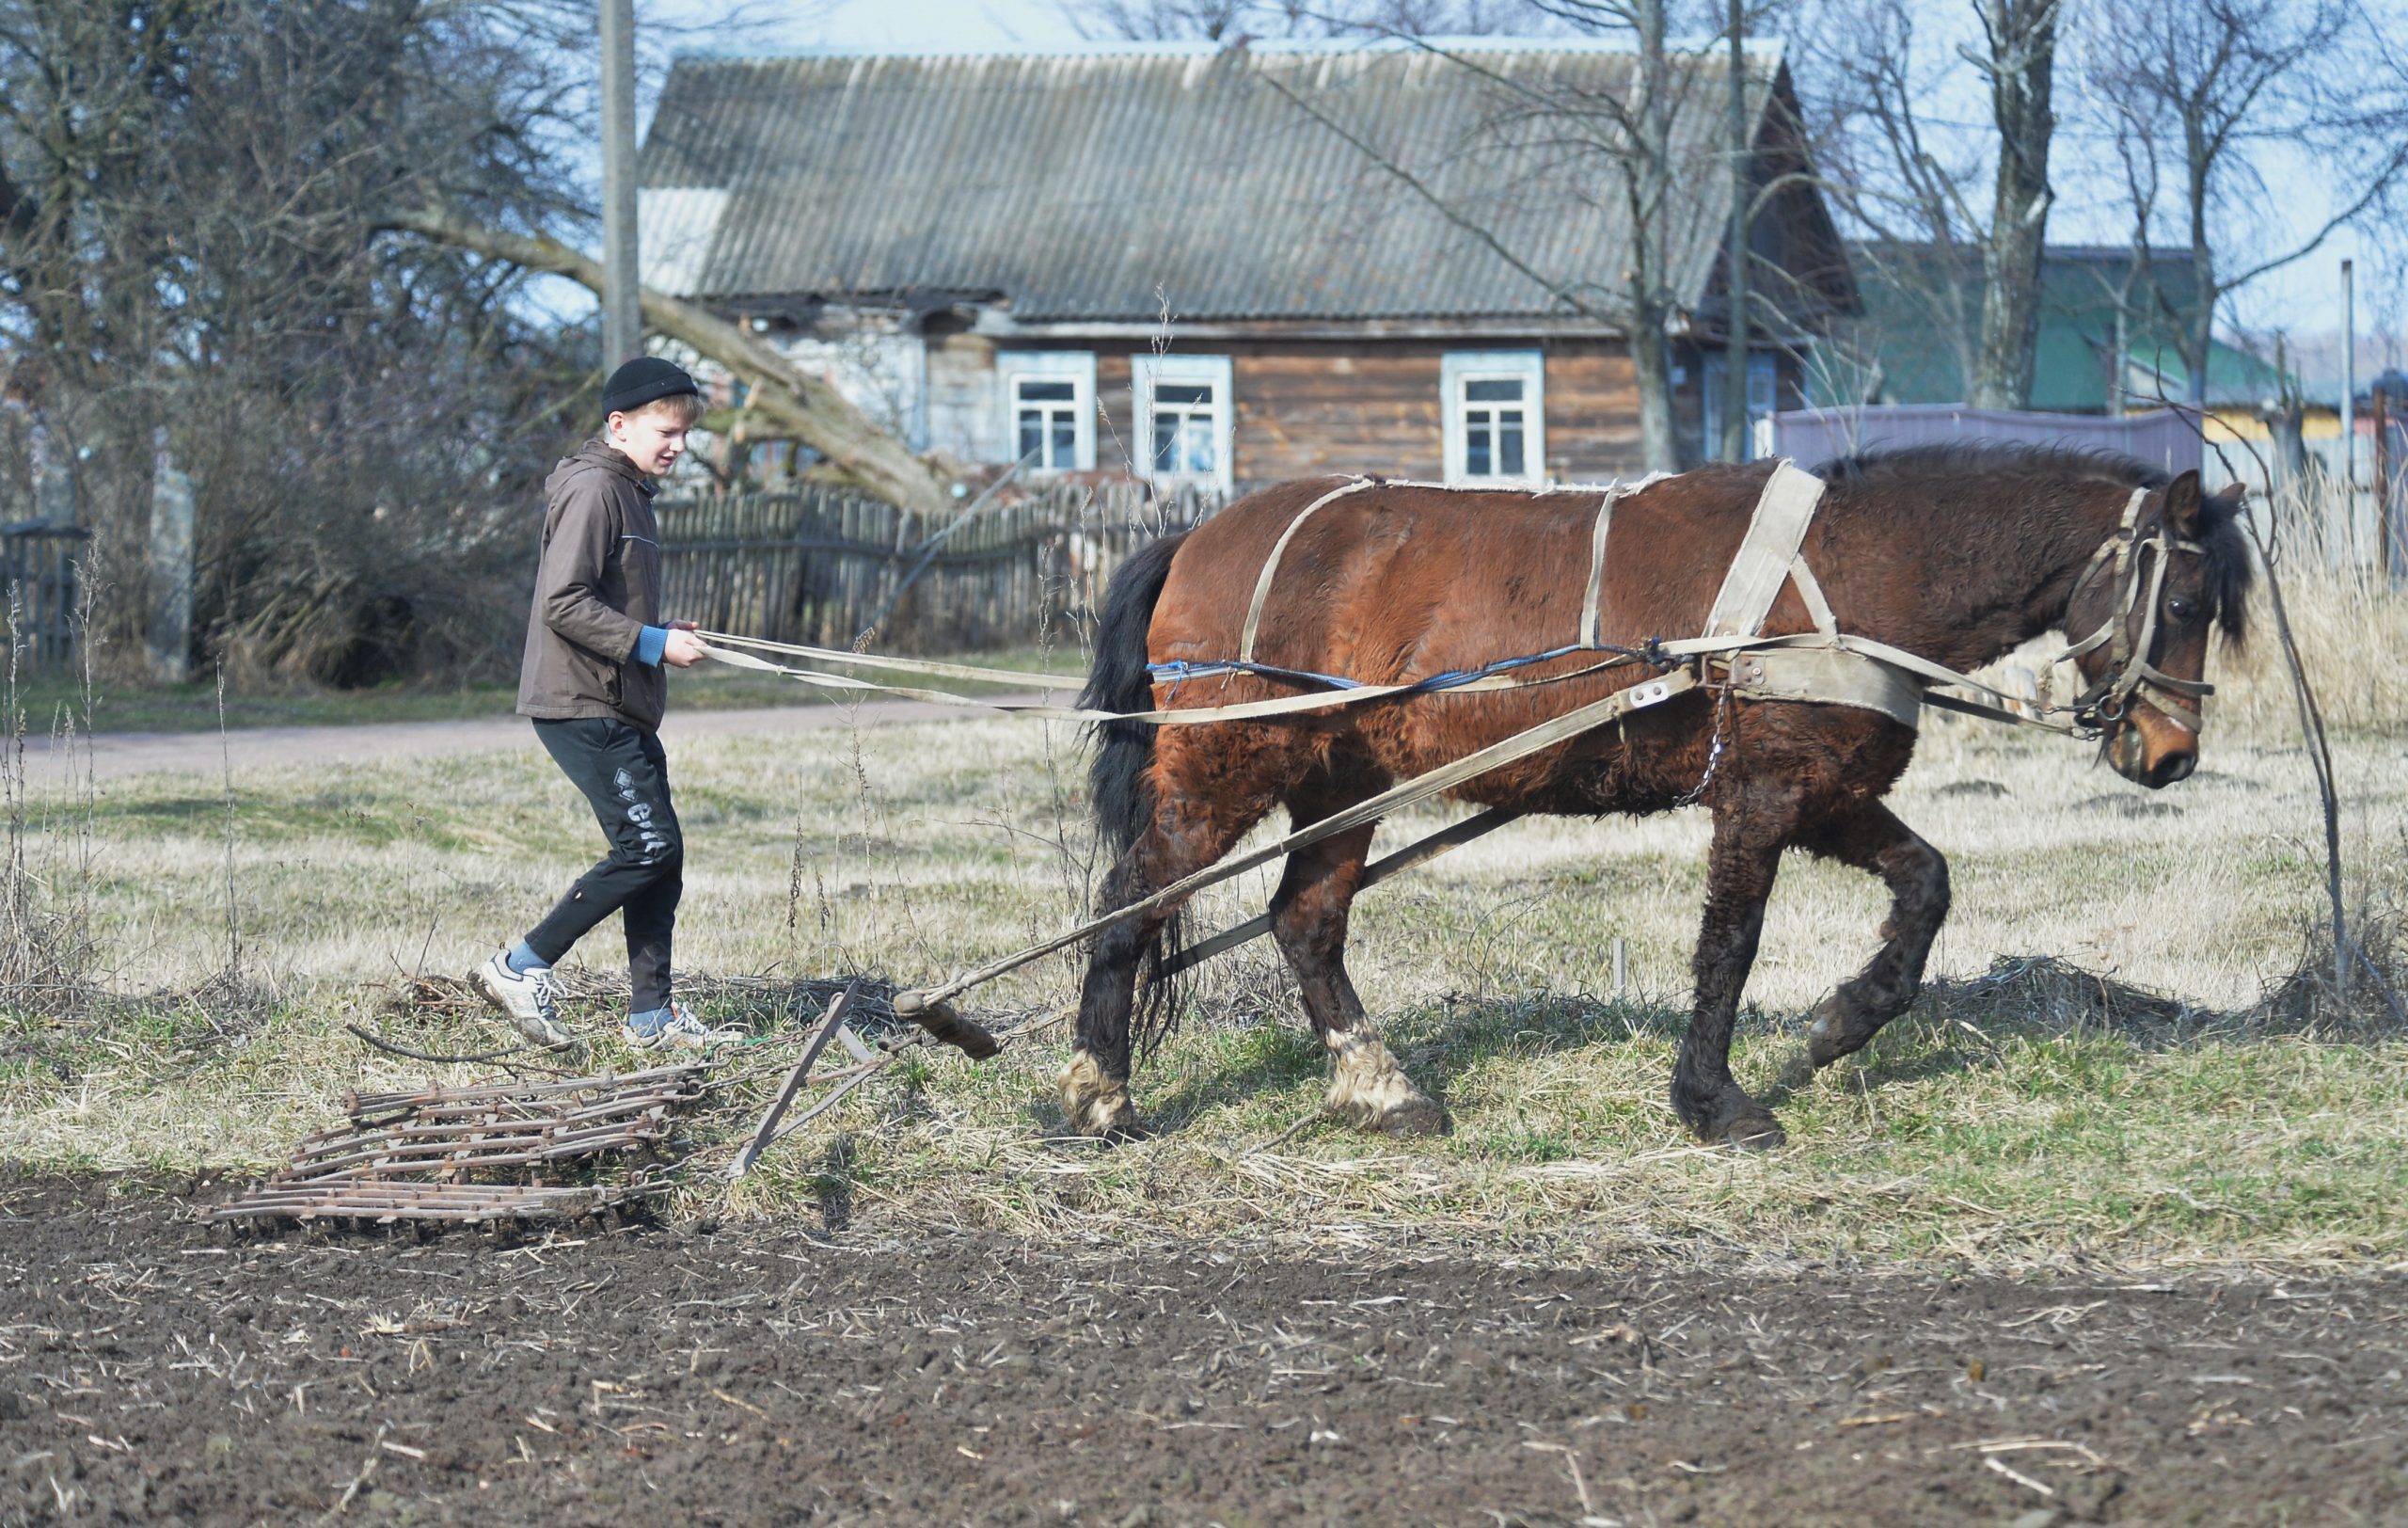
[2,1179,2400,1526]
[22,696,1023,782]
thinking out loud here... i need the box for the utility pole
[2341,258,2357,563]
[1718,0,1751,463]
[600,0,641,368]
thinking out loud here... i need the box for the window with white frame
[1133,354,1234,490]
[1441,351,1546,485]
[997,351,1096,472]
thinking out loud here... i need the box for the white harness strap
[1239,476,1377,665]
[1703,460,1828,639]
[1579,488,1621,649]
[1787,553,1839,636]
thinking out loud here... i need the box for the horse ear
[2162,470,2203,535]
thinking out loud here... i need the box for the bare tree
[2087,0,2408,407]
[1788,0,2070,409]
[1965,0,2063,409]
[0,0,604,679]
[1062,0,1554,40]
[1787,0,1988,401]
[0,0,950,681]
[380,209,953,514]
[1246,5,1778,471]
[1066,0,1257,38]
[1536,0,1692,469]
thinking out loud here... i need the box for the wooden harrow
[208,1064,710,1227]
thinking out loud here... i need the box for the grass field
[0,598,2401,1276]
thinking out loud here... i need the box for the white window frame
[997,350,1096,472]
[1132,353,1235,491]
[1441,350,1546,486]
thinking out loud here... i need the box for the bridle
[2055,486,2213,736]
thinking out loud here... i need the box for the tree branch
[376,205,953,514]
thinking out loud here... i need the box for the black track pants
[522,718,683,1012]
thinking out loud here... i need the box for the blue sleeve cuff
[636,625,668,666]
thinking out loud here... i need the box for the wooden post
[149,442,196,684]
[729,979,862,1182]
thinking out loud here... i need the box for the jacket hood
[558,436,652,490]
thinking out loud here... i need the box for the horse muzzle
[2106,708,2197,790]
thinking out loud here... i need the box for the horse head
[2060,470,2252,790]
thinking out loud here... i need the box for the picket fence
[653,481,1220,654]
[0,520,88,669]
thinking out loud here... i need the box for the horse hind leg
[1065,755,1278,1140]
[1796,801,1951,1070]
[1268,805,1446,1138]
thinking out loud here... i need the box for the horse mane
[1809,440,2254,645]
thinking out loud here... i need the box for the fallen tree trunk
[381,207,952,514]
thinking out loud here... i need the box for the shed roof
[640,39,1808,326]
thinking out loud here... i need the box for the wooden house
[640,39,1856,491]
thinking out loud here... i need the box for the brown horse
[1068,445,2252,1147]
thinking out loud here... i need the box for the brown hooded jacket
[515,438,667,732]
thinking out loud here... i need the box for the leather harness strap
[1580,488,1619,650]
[1703,460,1829,640]
[1238,476,1378,665]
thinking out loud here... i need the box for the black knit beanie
[601,357,701,416]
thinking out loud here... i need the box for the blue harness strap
[1148,641,1624,700]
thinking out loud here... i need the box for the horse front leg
[1671,778,1798,1149]
[1796,800,1951,1070]
[1267,813,1447,1138]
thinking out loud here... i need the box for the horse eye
[2165,597,2193,622]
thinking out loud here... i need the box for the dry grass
[2217,562,2408,739]
[0,571,2404,1274]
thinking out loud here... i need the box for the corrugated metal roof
[641,40,1782,325]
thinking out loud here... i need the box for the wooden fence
[0,521,88,670]
[654,481,1221,654]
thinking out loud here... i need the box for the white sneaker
[623,1001,741,1052]
[470,950,573,1048]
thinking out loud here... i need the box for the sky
[620,0,2400,369]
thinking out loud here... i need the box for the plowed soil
[3,1179,2402,1526]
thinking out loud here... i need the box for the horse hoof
[1372,1094,1450,1138]
[1325,1034,1445,1137]
[1063,1094,1148,1141]
[1806,995,1862,1070]
[1714,1112,1787,1151]
[1685,1088,1787,1150]
[1059,1051,1146,1141]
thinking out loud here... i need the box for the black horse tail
[1078,530,1192,1048]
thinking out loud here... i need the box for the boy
[471,357,726,1050]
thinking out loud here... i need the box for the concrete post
[149,442,195,684]
[599,0,642,369]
